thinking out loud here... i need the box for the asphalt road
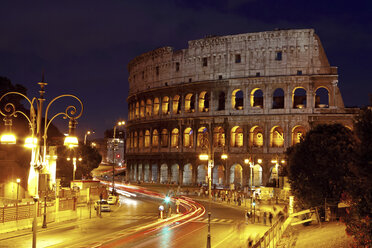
[0,193,270,248]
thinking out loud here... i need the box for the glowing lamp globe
[0,133,16,144]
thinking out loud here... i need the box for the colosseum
[125,28,356,189]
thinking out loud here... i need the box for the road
[0,186,270,248]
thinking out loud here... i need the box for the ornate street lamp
[0,80,83,248]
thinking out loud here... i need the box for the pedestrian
[256,209,260,223]
[247,235,253,247]
[269,212,273,226]
[263,211,267,225]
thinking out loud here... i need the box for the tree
[342,108,372,247]
[285,124,356,209]
[56,144,102,186]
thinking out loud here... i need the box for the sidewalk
[277,221,354,248]
[0,203,101,238]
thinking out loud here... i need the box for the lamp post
[198,130,213,248]
[0,80,83,248]
[67,157,82,181]
[112,121,125,195]
[16,178,20,201]
[84,130,93,145]
[245,158,254,217]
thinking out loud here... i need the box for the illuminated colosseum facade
[125,28,356,188]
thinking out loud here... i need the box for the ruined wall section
[128,29,335,95]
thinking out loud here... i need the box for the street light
[0,80,83,248]
[84,130,94,145]
[16,178,21,201]
[244,158,254,216]
[198,130,213,248]
[271,157,285,188]
[67,157,83,181]
[112,121,125,195]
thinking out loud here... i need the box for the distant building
[106,138,125,167]
[126,28,358,187]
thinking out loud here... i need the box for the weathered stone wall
[125,29,358,188]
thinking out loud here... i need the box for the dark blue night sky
[1,0,371,138]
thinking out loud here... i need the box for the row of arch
[128,86,330,120]
[127,162,278,187]
[126,125,306,149]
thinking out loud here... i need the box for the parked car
[107,195,118,205]
[94,200,110,212]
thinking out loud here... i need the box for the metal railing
[252,215,285,248]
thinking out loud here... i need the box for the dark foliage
[56,144,102,186]
[285,124,356,209]
[342,108,372,247]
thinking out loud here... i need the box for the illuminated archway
[172,95,181,114]
[232,89,244,110]
[171,128,179,148]
[160,164,168,183]
[230,164,243,186]
[249,126,264,147]
[213,126,225,147]
[152,129,159,147]
[197,165,208,184]
[146,99,153,116]
[183,128,193,147]
[251,88,263,108]
[171,164,179,184]
[315,87,329,108]
[231,126,243,147]
[270,126,284,147]
[212,165,224,185]
[291,125,306,145]
[183,164,193,185]
[154,98,160,115]
[292,87,307,108]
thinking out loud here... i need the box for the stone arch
[270,126,284,147]
[152,129,159,147]
[230,126,243,147]
[135,101,139,118]
[252,164,262,186]
[292,87,307,108]
[161,129,169,147]
[140,100,145,118]
[162,96,170,115]
[250,126,264,147]
[198,91,210,112]
[197,164,208,185]
[183,127,194,147]
[154,97,160,115]
[134,131,138,148]
[213,165,225,185]
[292,125,306,145]
[146,98,153,116]
[172,95,181,114]
[171,128,179,148]
[160,164,168,183]
[272,88,284,109]
[144,130,151,148]
[213,126,225,147]
[232,89,244,110]
[185,93,195,113]
[197,127,208,148]
[230,164,243,187]
[269,165,279,186]
[144,164,150,182]
[139,131,144,148]
[251,88,264,108]
[151,164,158,182]
[138,164,143,181]
[171,164,179,184]
[183,163,193,185]
[315,86,329,108]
